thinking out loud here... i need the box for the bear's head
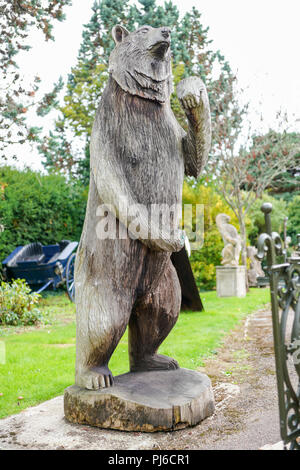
[108,24,173,104]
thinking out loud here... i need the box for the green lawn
[0,288,270,419]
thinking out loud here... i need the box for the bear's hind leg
[128,260,181,372]
[75,279,133,390]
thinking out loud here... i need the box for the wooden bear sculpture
[74,24,211,390]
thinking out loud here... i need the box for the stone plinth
[64,368,214,432]
[216,266,246,298]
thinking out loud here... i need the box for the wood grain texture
[65,369,215,432]
[74,25,211,390]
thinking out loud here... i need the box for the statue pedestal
[216,266,246,298]
[64,368,214,432]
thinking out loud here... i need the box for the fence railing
[257,202,300,450]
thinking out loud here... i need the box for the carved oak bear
[74,24,211,390]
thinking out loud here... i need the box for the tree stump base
[64,368,214,432]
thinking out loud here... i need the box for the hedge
[0,166,88,265]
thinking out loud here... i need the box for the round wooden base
[64,368,214,432]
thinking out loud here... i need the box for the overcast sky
[11,0,300,170]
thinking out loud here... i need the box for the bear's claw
[78,366,114,390]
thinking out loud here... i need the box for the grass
[0,287,270,419]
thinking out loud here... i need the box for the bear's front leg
[177,76,211,178]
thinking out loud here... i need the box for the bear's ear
[112,25,129,44]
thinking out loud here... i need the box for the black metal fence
[257,203,300,450]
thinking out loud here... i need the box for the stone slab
[64,368,215,432]
[260,441,284,450]
[216,266,246,298]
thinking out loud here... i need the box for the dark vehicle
[2,241,203,309]
[2,240,78,300]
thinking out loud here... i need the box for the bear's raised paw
[177,76,208,111]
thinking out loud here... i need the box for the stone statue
[74,25,211,390]
[247,245,265,286]
[216,214,241,267]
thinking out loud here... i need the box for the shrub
[189,228,223,290]
[182,180,239,290]
[0,166,88,264]
[287,195,300,246]
[0,279,44,326]
[247,193,288,246]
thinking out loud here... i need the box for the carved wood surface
[74,25,211,390]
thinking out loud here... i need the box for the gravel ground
[0,305,285,450]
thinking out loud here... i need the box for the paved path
[0,306,286,450]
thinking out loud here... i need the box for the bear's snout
[148,27,171,59]
[161,27,171,39]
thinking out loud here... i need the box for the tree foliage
[0,166,87,263]
[182,179,239,290]
[209,101,300,270]
[39,0,241,183]
[287,195,300,246]
[0,0,72,161]
[246,193,288,246]
[245,130,300,197]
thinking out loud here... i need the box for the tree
[287,195,300,246]
[248,132,300,199]
[39,0,241,183]
[247,193,288,246]
[0,0,72,161]
[210,110,300,272]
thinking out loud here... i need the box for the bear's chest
[115,101,184,205]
